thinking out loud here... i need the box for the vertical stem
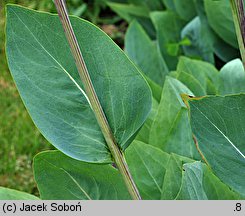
[53,0,141,200]
[230,0,245,67]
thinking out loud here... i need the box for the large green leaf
[204,0,238,48]
[193,0,239,63]
[150,11,186,70]
[161,154,192,199]
[149,76,199,159]
[126,142,193,200]
[125,20,168,86]
[6,5,151,163]
[34,150,130,200]
[173,57,219,96]
[219,59,245,95]
[126,142,237,200]
[181,17,214,63]
[176,162,240,200]
[0,187,39,200]
[188,95,245,197]
[126,141,170,200]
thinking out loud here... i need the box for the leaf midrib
[39,158,92,200]
[10,8,91,106]
[192,103,245,159]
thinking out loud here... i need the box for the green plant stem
[230,0,245,67]
[53,0,141,200]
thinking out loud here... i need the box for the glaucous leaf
[34,150,130,200]
[149,76,200,159]
[219,59,245,95]
[194,0,239,63]
[126,143,237,200]
[150,11,186,70]
[126,141,170,200]
[176,162,240,200]
[188,95,245,197]
[173,57,219,96]
[161,154,193,199]
[204,0,238,48]
[0,187,39,200]
[181,17,214,63]
[6,5,151,163]
[125,20,168,86]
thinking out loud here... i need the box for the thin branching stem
[53,0,141,200]
[230,0,245,67]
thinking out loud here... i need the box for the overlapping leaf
[176,162,240,200]
[149,76,200,159]
[188,0,239,63]
[125,20,168,87]
[126,141,170,200]
[188,95,245,197]
[172,57,219,96]
[126,142,238,200]
[34,151,130,200]
[204,0,238,48]
[161,154,192,199]
[150,11,186,70]
[181,17,215,63]
[6,5,151,163]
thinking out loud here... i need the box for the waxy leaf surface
[126,143,236,200]
[177,162,239,200]
[189,95,245,196]
[149,77,199,159]
[219,59,245,95]
[126,141,170,200]
[204,0,238,48]
[125,20,168,86]
[181,17,214,63]
[173,57,219,96]
[34,151,130,200]
[150,11,186,70]
[161,154,192,199]
[6,5,151,163]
